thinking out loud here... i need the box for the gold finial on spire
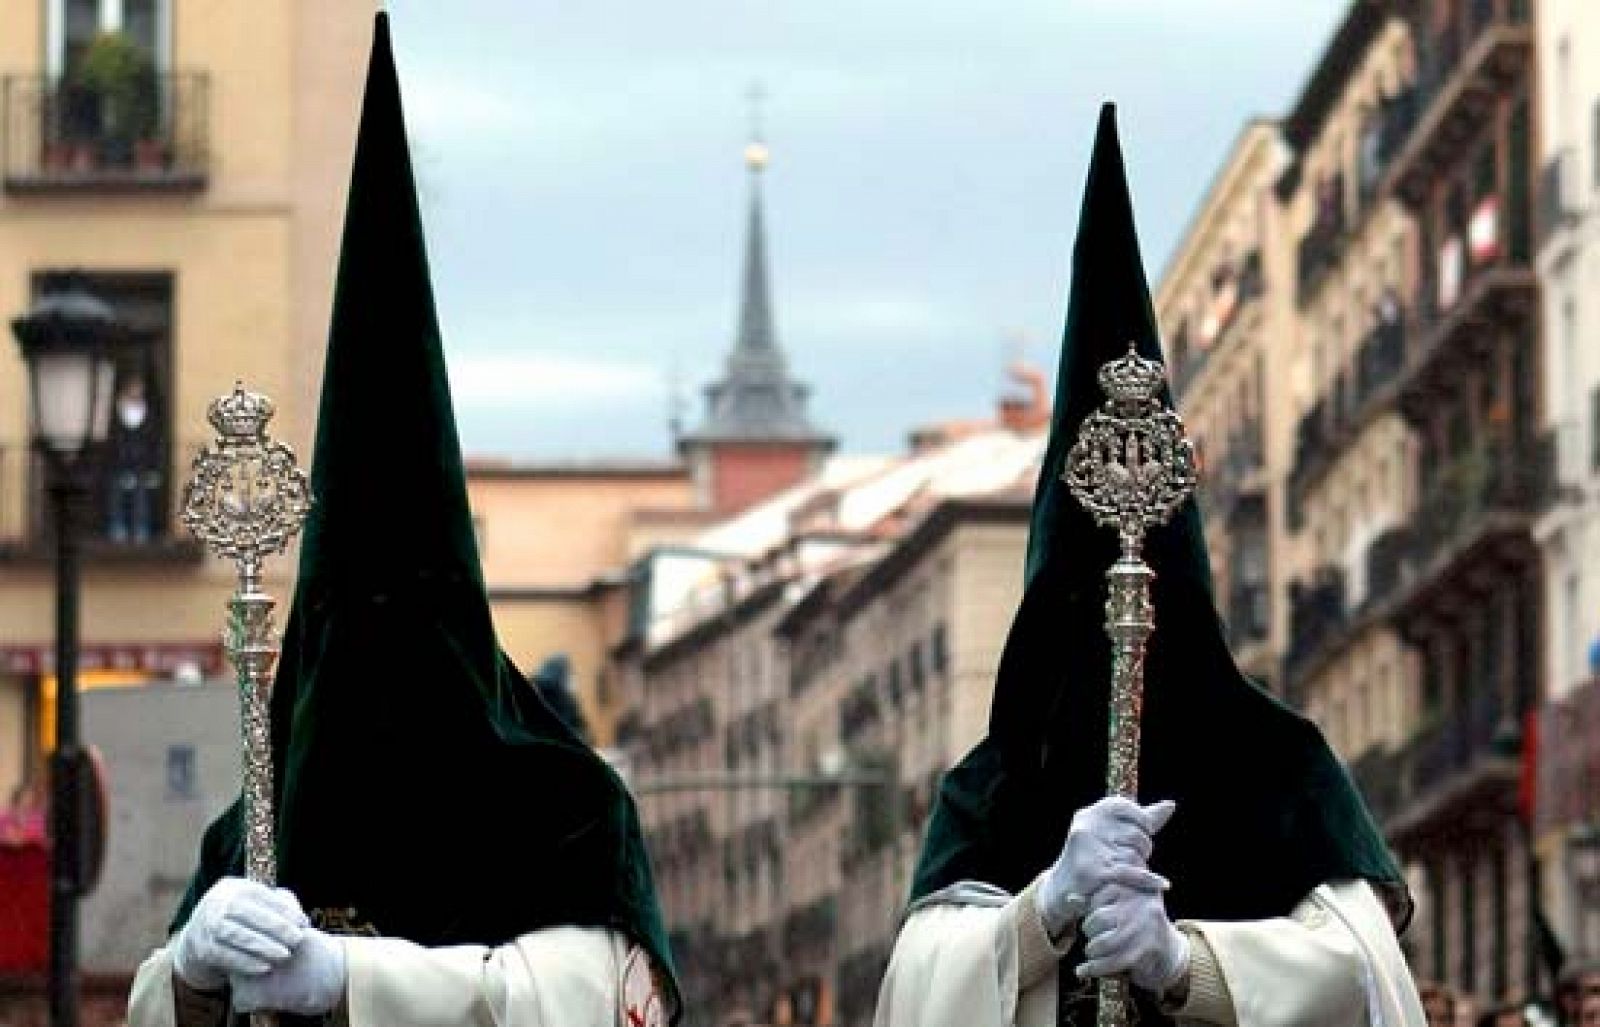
[744,82,769,171]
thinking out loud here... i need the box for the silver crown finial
[206,382,276,442]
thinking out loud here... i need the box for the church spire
[679,97,834,514]
[735,136,776,353]
[682,104,830,447]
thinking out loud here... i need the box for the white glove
[1078,880,1191,995]
[230,925,348,1016]
[171,877,307,992]
[1037,797,1175,936]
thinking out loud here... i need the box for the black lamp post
[11,273,125,1027]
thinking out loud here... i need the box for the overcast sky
[385,1,1347,460]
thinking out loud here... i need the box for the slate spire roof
[683,139,831,446]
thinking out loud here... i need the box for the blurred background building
[0,1,369,1018]
[7,2,1600,1026]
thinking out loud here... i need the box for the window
[1590,386,1600,472]
[1593,100,1600,189]
[49,0,167,76]
[930,623,949,674]
[166,744,197,800]
[29,271,174,548]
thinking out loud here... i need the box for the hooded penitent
[172,13,677,1011]
[530,654,591,744]
[909,105,1405,941]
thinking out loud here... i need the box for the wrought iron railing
[1285,565,1348,681]
[2,72,209,191]
[0,434,211,558]
[1405,687,1518,802]
[1410,440,1541,571]
[1227,581,1270,647]
[1297,203,1347,304]
[1349,744,1404,826]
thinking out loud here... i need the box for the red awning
[0,643,224,677]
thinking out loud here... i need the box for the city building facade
[0,0,370,806]
[1158,119,1291,692]
[1532,0,1600,1000]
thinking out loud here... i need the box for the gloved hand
[1077,880,1191,996]
[1037,797,1175,936]
[231,925,348,1016]
[171,877,307,992]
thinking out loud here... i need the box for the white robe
[873,877,1425,1027]
[128,926,667,1027]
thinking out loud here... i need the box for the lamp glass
[31,352,97,454]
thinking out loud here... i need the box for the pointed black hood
[172,15,678,1010]
[910,106,1407,932]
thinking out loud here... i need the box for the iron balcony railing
[1348,744,1404,827]
[2,71,209,192]
[1405,686,1519,803]
[1297,190,1348,304]
[1410,440,1541,572]
[1285,565,1348,683]
[0,434,209,561]
[1226,581,1270,648]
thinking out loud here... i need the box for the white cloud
[445,353,661,407]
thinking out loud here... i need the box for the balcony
[1540,147,1584,251]
[1285,566,1348,700]
[1297,191,1348,306]
[1535,422,1592,513]
[781,894,838,953]
[1226,581,1270,651]
[1289,317,1408,509]
[1173,250,1264,402]
[1200,419,1265,527]
[1362,526,1415,613]
[1389,688,1521,842]
[1348,744,1404,828]
[0,438,205,565]
[2,72,209,194]
[1383,442,1541,627]
[1398,223,1536,421]
[1380,0,1533,209]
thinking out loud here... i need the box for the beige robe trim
[1164,931,1235,1024]
[874,878,1425,1027]
[1178,880,1424,1027]
[128,927,639,1027]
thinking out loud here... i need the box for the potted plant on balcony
[74,32,159,171]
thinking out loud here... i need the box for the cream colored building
[1533,0,1600,984]
[0,1,370,804]
[465,459,700,746]
[1275,9,1420,776]
[1535,1,1600,711]
[826,497,1029,1026]
[1277,0,1542,1012]
[1157,119,1290,690]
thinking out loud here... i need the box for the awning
[0,642,225,677]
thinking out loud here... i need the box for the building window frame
[46,0,173,77]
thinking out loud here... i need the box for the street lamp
[11,272,126,1027]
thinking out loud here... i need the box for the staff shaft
[1097,544,1156,1027]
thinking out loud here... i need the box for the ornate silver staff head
[181,383,313,582]
[1063,343,1198,553]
